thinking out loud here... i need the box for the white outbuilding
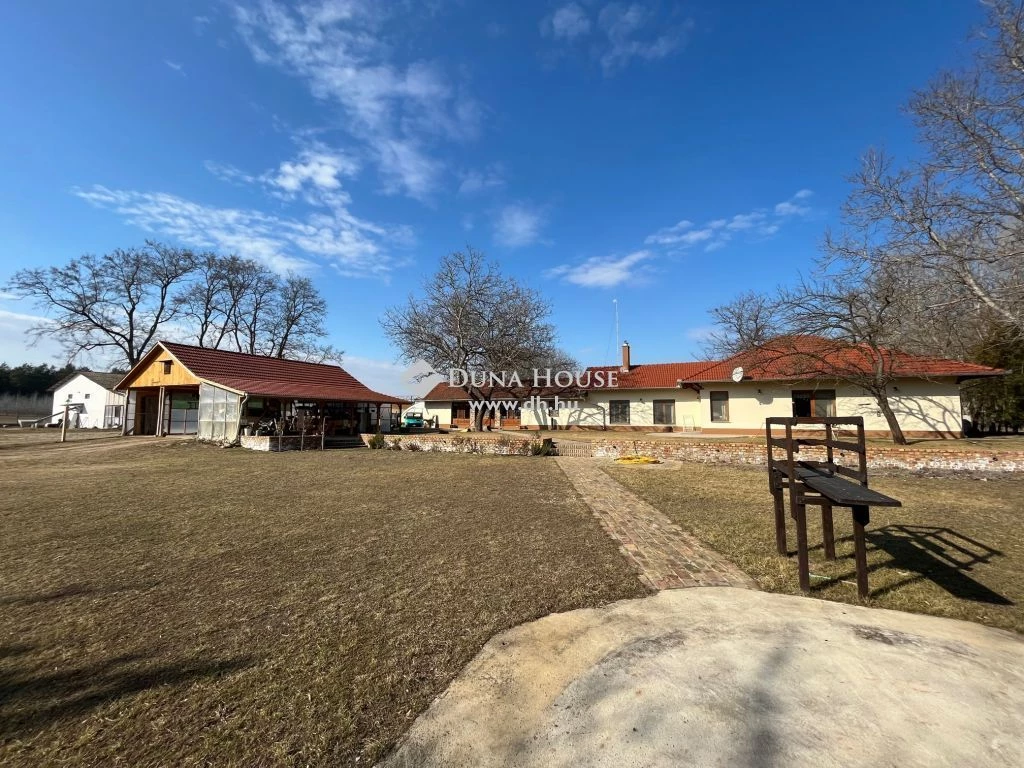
[49,371,126,429]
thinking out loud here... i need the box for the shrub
[367,432,387,450]
[388,437,403,451]
[406,441,422,452]
[530,438,556,457]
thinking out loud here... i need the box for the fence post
[60,403,69,443]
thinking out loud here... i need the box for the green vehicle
[402,410,425,429]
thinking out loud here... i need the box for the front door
[138,394,159,435]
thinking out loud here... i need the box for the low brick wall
[360,433,1024,472]
[240,435,322,452]
[359,433,539,455]
[587,439,1024,472]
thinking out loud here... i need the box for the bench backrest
[765,416,869,488]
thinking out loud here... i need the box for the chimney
[621,340,631,373]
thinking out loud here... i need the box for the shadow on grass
[0,649,255,740]
[0,581,162,607]
[808,525,1011,605]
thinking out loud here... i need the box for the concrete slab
[380,588,1024,768]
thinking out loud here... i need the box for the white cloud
[232,1,480,200]
[457,164,505,196]
[546,250,652,288]
[726,211,766,231]
[597,3,692,75]
[774,189,815,217]
[494,203,544,248]
[269,145,359,193]
[645,221,715,247]
[645,189,816,254]
[74,184,400,277]
[164,59,186,75]
[541,3,591,40]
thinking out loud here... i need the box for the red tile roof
[693,336,1005,383]
[121,342,406,403]
[418,337,1003,399]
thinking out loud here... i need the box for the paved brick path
[557,458,756,591]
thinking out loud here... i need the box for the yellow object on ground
[615,455,661,465]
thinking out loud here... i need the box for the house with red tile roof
[414,339,1004,438]
[115,341,407,441]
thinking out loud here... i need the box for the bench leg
[772,487,787,555]
[821,503,836,560]
[795,500,810,593]
[852,505,870,599]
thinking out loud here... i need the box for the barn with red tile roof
[115,341,406,441]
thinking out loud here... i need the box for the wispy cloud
[540,2,693,75]
[546,250,653,288]
[457,164,505,196]
[774,188,814,217]
[73,184,403,277]
[494,203,545,248]
[232,0,480,200]
[646,190,815,254]
[164,59,186,75]
[541,3,591,41]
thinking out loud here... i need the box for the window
[792,389,836,418]
[162,360,173,375]
[609,400,630,424]
[710,391,729,422]
[653,400,675,425]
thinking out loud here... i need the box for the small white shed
[49,372,126,429]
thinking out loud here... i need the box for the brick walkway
[557,458,756,591]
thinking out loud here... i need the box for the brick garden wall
[360,433,1024,472]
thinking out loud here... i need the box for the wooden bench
[766,417,901,598]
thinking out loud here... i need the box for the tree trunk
[472,403,485,432]
[874,390,908,445]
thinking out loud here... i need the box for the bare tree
[710,260,922,444]
[6,241,196,366]
[381,247,565,430]
[838,1,1024,339]
[268,275,328,358]
[7,243,339,367]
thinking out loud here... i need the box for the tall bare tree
[381,247,566,430]
[7,243,340,367]
[6,241,196,366]
[837,1,1024,340]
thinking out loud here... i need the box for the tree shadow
[809,524,1011,605]
[0,648,255,740]
[0,580,162,607]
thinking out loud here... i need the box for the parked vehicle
[402,410,425,428]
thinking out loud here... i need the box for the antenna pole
[613,299,620,352]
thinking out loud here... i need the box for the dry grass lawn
[605,461,1024,633]
[0,437,646,767]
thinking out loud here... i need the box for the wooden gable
[119,345,201,389]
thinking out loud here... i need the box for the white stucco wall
[696,379,964,435]
[421,378,965,436]
[51,375,125,429]
[518,389,702,430]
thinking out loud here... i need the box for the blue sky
[0,1,985,395]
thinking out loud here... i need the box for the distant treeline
[1,362,82,396]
